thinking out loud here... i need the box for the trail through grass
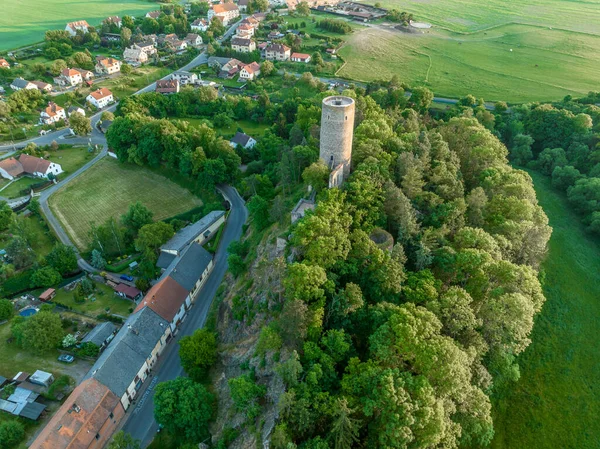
[491,170,600,448]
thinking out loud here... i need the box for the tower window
[345,115,348,120]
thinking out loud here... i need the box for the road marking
[132,376,159,415]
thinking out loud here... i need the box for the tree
[260,60,275,77]
[107,431,141,449]
[0,421,25,448]
[18,311,64,354]
[208,17,226,37]
[91,249,106,269]
[510,134,534,166]
[121,201,154,235]
[46,243,78,275]
[247,195,272,231]
[227,254,246,277]
[30,266,62,288]
[134,222,174,256]
[409,86,433,112]
[551,165,583,191]
[178,329,217,382]
[296,1,310,15]
[101,111,115,121]
[63,334,77,348]
[284,262,327,303]
[329,398,360,449]
[50,59,67,76]
[6,237,34,269]
[249,0,269,12]
[120,27,132,46]
[0,201,13,230]
[302,160,330,192]
[154,377,214,442]
[0,299,14,321]
[228,374,266,418]
[69,112,92,135]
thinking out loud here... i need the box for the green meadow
[1,0,154,51]
[491,170,600,448]
[339,0,600,102]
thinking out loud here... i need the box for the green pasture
[363,0,600,34]
[338,23,600,102]
[1,0,155,51]
[491,170,600,448]
[48,158,203,250]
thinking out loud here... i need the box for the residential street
[120,185,248,447]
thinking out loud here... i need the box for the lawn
[1,0,155,51]
[48,145,99,175]
[0,177,40,199]
[491,170,600,448]
[95,66,172,99]
[48,158,203,250]
[49,282,133,317]
[338,23,600,102]
[28,213,57,259]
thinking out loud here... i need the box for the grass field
[336,0,600,102]
[2,0,154,51]
[48,283,133,317]
[48,158,203,250]
[491,170,600,448]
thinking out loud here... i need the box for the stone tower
[319,96,355,184]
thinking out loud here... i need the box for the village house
[40,102,66,125]
[123,46,148,64]
[208,3,240,26]
[258,42,268,56]
[184,33,203,47]
[0,154,63,180]
[267,30,285,40]
[86,307,171,411]
[230,131,257,149]
[65,20,90,36]
[231,37,256,53]
[239,61,261,81]
[31,80,52,92]
[56,68,83,87]
[291,52,311,63]
[158,210,226,263]
[155,79,180,95]
[86,87,114,109]
[171,70,199,85]
[265,43,291,61]
[241,16,260,29]
[220,58,242,78]
[236,23,254,37]
[136,40,157,55]
[74,68,94,82]
[191,18,209,32]
[95,56,121,75]
[168,39,188,53]
[0,58,10,69]
[146,10,162,19]
[10,77,36,91]
[104,16,122,28]
[238,0,249,12]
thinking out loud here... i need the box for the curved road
[120,185,247,447]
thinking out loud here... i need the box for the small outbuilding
[39,288,56,302]
[29,370,54,387]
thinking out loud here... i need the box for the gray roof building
[85,307,168,398]
[157,251,177,269]
[230,132,253,147]
[11,78,32,89]
[207,56,234,68]
[160,210,225,255]
[160,242,212,291]
[82,322,117,348]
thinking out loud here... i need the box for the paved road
[120,185,248,447]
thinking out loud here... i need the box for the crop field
[491,171,600,448]
[49,158,203,249]
[2,0,154,51]
[338,0,600,102]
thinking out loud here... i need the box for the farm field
[48,158,203,250]
[1,0,154,51]
[338,23,600,102]
[491,171,600,448]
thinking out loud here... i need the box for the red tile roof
[134,276,188,322]
[0,58,9,68]
[89,87,113,100]
[114,283,141,299]
[19,154,51,174]
[29,378,123,449]
[61,68,80,78]
[213,2,239,13]
[44,102,63,117]
[291,52,311,60]
[0,157,24,178]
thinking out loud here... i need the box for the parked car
[120,274,134,282]
[58,354,74,363]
